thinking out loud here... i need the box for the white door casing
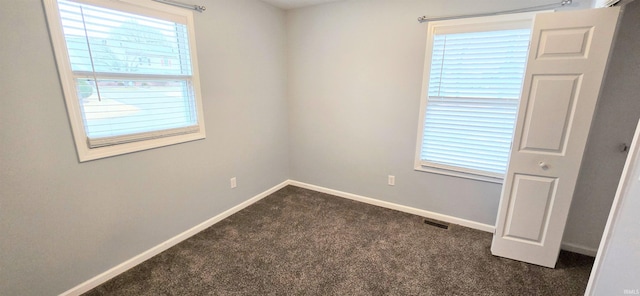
[491,7,621,268]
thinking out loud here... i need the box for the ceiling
[260,0,344,9]
[260,0,637,10]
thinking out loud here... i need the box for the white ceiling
[260,0,633,10]
[260,0,344,10]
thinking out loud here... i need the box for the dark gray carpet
[84,186,594,295]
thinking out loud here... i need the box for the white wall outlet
[230,177,237,189]
[388,175,395,186]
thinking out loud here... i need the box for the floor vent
[423,218,449,229]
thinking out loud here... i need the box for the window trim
[44,0,206,162]
[414,12,537,184]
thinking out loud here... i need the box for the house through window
[44,0,206,161]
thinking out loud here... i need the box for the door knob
[538,161,549,170]
[619,143,629,153]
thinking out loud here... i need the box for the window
[414,13,535,183]
[44,0,205,161]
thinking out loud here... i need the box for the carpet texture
[84,186,594,295]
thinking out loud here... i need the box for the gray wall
[286,0,627,252]
[587,4,640,286]
[286,0,589,225]
[564,0,640,252]
[2,0,638,294]
[0,0,289,295]
[589,121,640,294]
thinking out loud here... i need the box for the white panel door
[491,7,621,268]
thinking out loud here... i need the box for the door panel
[520,75,581,153]
[491,7,620,268]
[504,174,557,243]
[537,27,593,59]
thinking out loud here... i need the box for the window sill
[414,165,505,184]
[76,131,206,162]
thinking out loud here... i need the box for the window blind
[58,0,199,147]
[420,29,531,176]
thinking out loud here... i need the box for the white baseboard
[60,180,290,296]
[561,242,598,257]
[288,181,600,257]
[61,179,597,295]
[288,180,496,233]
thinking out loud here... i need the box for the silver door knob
[539,161,549,170]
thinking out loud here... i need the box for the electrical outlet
[388,175,395,186]
[230,177,237,189]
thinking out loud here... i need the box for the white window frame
[414,13,537,183]
[44,0,206,162]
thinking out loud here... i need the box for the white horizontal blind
[420,28,531,176]
[57,0,199,147]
